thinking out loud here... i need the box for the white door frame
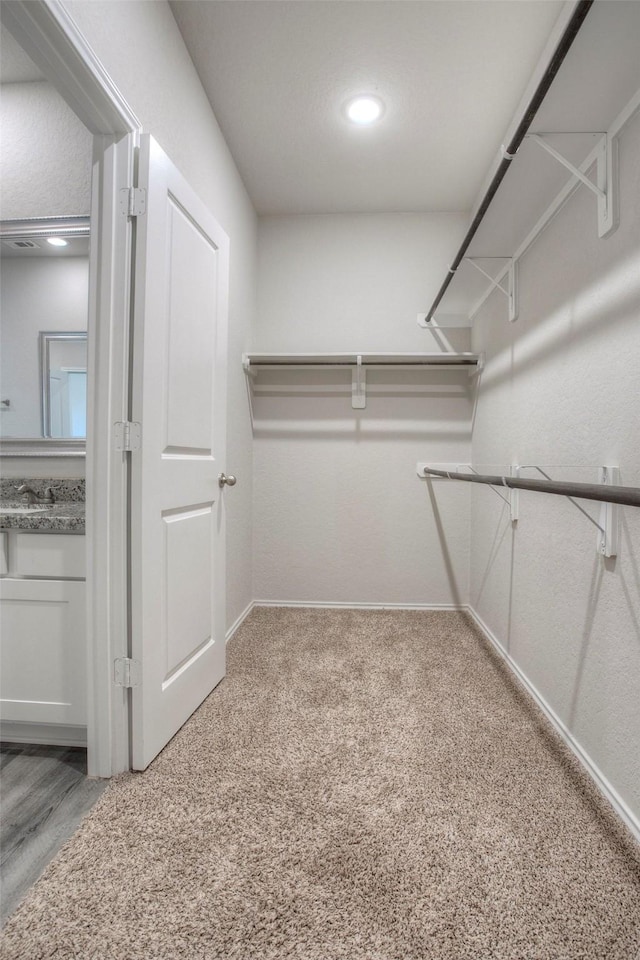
[2,0,142,776]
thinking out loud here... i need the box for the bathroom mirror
[40,332,88,438]
[0,217,89,456]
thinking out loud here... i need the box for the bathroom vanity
[0,480,86,746]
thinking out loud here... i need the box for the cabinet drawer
[11,533,85,579]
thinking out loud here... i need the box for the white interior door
[130,135,229,770]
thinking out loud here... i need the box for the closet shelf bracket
[519,464,620,557]
[598,465,620,558]
[352,355,366,409]
[464,257,518,323]
[526,133,617,238]
[509,466,520,522]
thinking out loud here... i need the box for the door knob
[218,473,237,488]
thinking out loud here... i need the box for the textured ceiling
[170,0,565,215]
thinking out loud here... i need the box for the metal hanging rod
[422,0,594,323]
[420,466,640,509]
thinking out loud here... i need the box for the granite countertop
[0,501,85,533]
[0,479,86,533]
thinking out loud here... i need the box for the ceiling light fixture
[345,95,384,126]
[46,237,68,247]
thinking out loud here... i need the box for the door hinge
[114,657,141,688]
[114,420,141,452]
[120,186,146,217]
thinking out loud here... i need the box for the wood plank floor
[0,742,107,924]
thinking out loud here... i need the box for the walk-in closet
[1,1,639,956]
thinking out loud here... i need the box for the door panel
[130,136,229,770]
[163,506,214,680]
[164,197,217,454]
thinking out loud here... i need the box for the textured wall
[470,113,640,824]
[254,213,472,605]
[63,0,258,629]
[0,256,89,437]
[0,81,92,219]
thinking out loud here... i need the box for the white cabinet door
[0,578,86,726]
[130,136,229,770]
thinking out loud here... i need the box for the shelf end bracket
[510,465,520,523]
[465,258,518,323]
[352,355,366,409]
[599,466,620,558]
[527,133,617,238]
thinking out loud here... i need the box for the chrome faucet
[16,484,55,504]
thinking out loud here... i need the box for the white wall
[62,0,258,629]
[254,213,472,605]
[0,256,88,437]
[470,111,640,826]
[0,81,92,220]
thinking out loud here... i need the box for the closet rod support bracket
[526,133,617,238]
[242,353,258,379]
[464,257,518,323]
[599,466,620,558]
[352,355,366,409]
[510,465,520,523]
[521,464,619,557]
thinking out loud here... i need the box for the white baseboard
[253,599,466,612]
[0,721,87,748]
[225,600,256,644]
[466,605,640,845]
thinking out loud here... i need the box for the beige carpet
[2,608,640,959]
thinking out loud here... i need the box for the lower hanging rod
[421,467,640,508]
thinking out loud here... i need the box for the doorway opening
[0,0,141,780]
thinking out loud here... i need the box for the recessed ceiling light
[345,95,384,126]
[46,237,68,247]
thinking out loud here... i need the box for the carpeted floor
[2,608,640,959]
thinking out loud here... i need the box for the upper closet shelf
[425,2,640,327]
[243,352,479,368]
[242,352,480,409]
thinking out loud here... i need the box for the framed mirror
[40,332,88,438]
[0,217,89,456]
